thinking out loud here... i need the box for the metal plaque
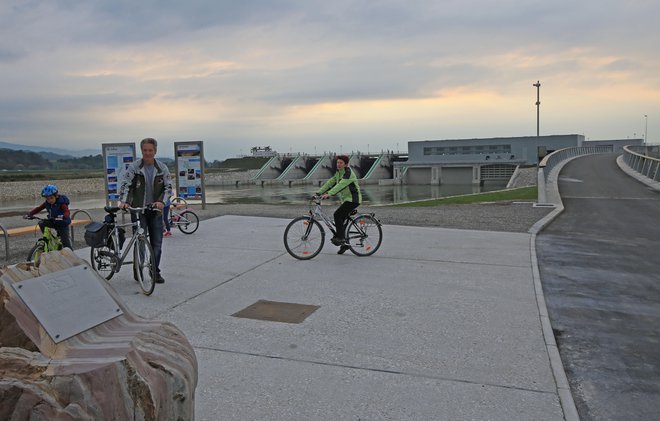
[232,300,319,324]
[12,265,123,343]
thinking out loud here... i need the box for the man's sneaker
[337,245,349,255]
[330,236,344,246]
[164,231,172,237]
[155,273,165,284]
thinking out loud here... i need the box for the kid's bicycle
[168,197,199,234]
[86,205,157,295]
[283,195,382,260]
[24,215,63,266]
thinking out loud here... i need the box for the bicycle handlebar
[24,214,62,221]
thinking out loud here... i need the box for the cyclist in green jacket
[318,154,362,254]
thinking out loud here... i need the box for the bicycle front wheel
[284,216,325,260]
[27,241,46,266]
[133,236,156,295]
[346,214,382,256]
[177,210,199,234]
[90,238,116,280]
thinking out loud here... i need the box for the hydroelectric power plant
[228,134,611,187]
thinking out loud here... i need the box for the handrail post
[70,209,93,244]
[0,222,9,262]
[537,166,547,204]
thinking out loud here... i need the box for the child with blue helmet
[25,184,73,249]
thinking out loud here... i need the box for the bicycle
[87,205,157,295]
[283,195,383,260]
[167,197,199,234]
[24,215,63,266]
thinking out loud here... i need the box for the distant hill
[0,141,99,158]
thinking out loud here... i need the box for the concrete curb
[528,157,581,421]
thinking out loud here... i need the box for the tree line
[0,149,103,170]
[0,149,269,171]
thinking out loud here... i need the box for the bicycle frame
[305,198,338,238]
[105,208,149,270]
[29,216,62,252]
[304,197,375,241]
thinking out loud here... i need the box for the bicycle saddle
[104,206,121,213]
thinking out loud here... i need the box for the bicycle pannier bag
[84,221,107,247]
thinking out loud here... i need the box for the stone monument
[0,249,197,420]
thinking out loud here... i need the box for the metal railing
[537,145,613,204]
[1,209,94,263]
[622,145,660,182]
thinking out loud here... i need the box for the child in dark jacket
[25,184,73,249]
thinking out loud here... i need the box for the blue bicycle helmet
[41,184,58,197]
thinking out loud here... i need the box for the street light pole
[533,81,541,136]
[644,114,648,146]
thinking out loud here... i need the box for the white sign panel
[175,142,204,200]
[103,143,136,202]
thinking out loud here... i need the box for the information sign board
[174,141,206,208]
[102,143,136,205]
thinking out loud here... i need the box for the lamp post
[644,114,648,146]
[533,81,541,136]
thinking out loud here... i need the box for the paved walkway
[76,215,566,420]
[536,154,660,420]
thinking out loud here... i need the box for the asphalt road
[536,153,660,420]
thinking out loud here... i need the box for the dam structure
[246,152,406,186]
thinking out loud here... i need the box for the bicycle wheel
[90,237,116,280]
[176,210,199,234]
[27,241,46,266]
[346,214,382,256]
[284,216,325,260]
[133,235,156,295]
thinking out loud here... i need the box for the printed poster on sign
[176,143,203,200]
[102,143,136,202]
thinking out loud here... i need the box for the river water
[2,183,506,212]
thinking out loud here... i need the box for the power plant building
[394,134,585,185]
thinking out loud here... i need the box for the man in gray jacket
[119,137,173,283]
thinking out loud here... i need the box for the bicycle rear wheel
[346,214,382,256]
[27,241,46,266]
[284,216,325,260]
[90,238,116,280]
[176,210,199,234]
[133,235,156,295]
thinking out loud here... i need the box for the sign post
[174,141,206,209]
[102,143,136,207]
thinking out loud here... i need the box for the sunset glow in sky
[1,0,658,159]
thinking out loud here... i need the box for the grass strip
[389,186,537,207]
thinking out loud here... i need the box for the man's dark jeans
[131,209,164,272]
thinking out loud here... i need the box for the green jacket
[318,166,361,204]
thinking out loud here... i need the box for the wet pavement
[536,153,660,420]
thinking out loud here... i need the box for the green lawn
[390,186,537,207]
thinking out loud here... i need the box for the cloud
[1,0,659,157]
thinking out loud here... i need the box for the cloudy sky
[1,0,658,160]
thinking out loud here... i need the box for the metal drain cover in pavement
[232,300,320,324]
